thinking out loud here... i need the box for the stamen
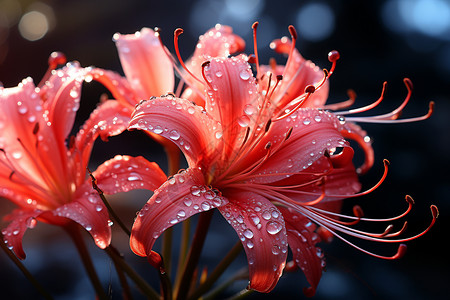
[201,61,214,90]
[327,50,340,76]
[251,22,261,79]
[38,52,67,87]
[272,85,315,121]
[324,89,356,111]
[337,81,387,115]
[173,28,204,85]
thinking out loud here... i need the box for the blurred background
[0,0,449,299]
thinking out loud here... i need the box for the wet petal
[183,24,245,107]
[2,209,41,259]
[93,155,166,194]
[114,27,174,99]
[86,68,139,109]
[204,56,262,158]
[279,207,324,297]
[130,167,228,257]
[218,191,287,293]
[53,185,112,249]
[128,96,222,168]
[75,100,131,172]
[249,109,351,184]
[266,38,328,110]
[0,77,69,195]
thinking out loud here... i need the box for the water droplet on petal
[243,229,254,239]
[169,130,180,140]
[153,126,163,134]
[237,115,250,127]
[244,104,256,115]
[240,69,250,80]
[187,107,195,114]
[266,221,282,235]
[303,119,311,125]
[201,201,211,210]
[215,71,223,78]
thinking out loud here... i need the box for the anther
[264,119,272,132]
[32,122,39,135]
[284,127,293,141]
[247,54,257,64]
[48,51,67,69]
[328,50,340,63]
[288,25,298,40]
[305,85,316,94]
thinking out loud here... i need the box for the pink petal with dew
[218,191,287,293]
[75,100,131,171]
[128,96,222,168]
[130,167,228,257]
[2,209,40,259]
[280,207,324,297]
[93,155,166,194]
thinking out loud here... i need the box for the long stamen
[272,85,315,121]
[251,22,261,79]
[323,89,356,111]
[173,28,205,85]
[336,81,387,115]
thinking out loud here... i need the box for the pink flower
[127,54,362,294]
[0,62,166,259]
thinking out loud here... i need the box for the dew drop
[153,126,163,134]
[187,107,195,114]
[244,104,256,116]
[215,71,223,78]
[12,151,22,159]
[215,131,223,139]
[303,119,311,125]
[266,221,282,235]
[177,210,186,218]
[169,130,180,140]
[239,70,250,80]
[12,229,20,236]
[201,201,211,210]
[237,115,250,127]
[127,173,142,181]
[314,115,322,122]
[85,225,92,231]
[243,229,254,239]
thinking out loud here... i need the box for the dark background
[0,0,449,299]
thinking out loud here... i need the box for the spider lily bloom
[125,53,361,294]
[0,62,166,260]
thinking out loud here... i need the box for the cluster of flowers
[0,23,437,298]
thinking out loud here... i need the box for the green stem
[65,224,108,300]
[88,169,131,236]
[226,288,254,300]
[188,241,242,300]
[173,218,191,291]
[108,246,133,300]
[203,267,249,300]
[105,246,160,300]
[175,210,214,300]
[0,238,53,300]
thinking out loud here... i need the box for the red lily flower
[127,54,364,294]
[0,63,166,259]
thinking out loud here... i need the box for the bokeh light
[295,2,335,42]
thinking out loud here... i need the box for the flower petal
[93,155,166,194]
[204,56,262,158]
[279,207,324,297]
[266,38,328,110]
[86,68,139,109]
[114,27,174,99]
[130,167,228,257]
[218,191,287,293]
[40,63,85,145]
[52,183,112,249]
[75,100,131,172]
[2,209,41,259]
[248,109,351,184]
[0,77,70,198]
[182,25,245,107]
[128,96,222,168]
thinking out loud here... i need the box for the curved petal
[218,191,287,293]
[128,96,222,168]
[184,24,245,106]
[93,155,166,194]
[279,207,324,297]
[266,38,329,110]
[40,62,85,145]
[248,109,350,184]
[2,209,40,259]
[0,77,70,199]
[74,100,131,174]
[86,67,139,109]
[130,167,228,257]
[204,56,262,158]
[114,27,174,99]
[52,183,112,249]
